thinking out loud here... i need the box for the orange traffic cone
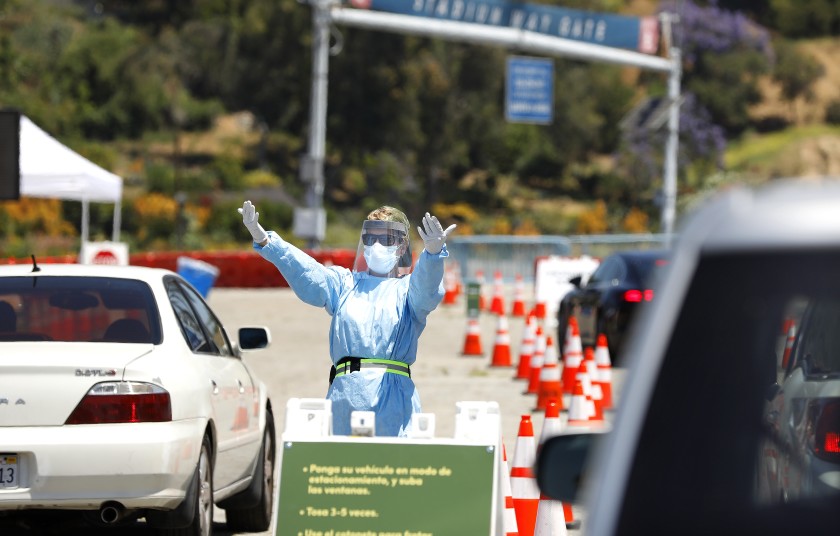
[511,415,539,536]
[536,336,563,412]
[476,270,487,311]
[515,314,536,380]
[511,274,527,317]
[594,333,614,410]
[533,493,568,536]
[490,270,506,315]
[780,320,796,370]
[462,316,483,356]
[566,379,590,429]
[502,443,520,536]
[442,265,458,305]
[582,347,604,423]
[451,260,463,298]
[538,398,564,447]
[533,300,547,320]
[491,313,513,367]
[526,325,546,395]
[561,319,583,395]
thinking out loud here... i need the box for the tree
[771,39,824,123]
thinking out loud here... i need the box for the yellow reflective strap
[333,358,410,379]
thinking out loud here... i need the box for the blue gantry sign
[505,56,553,124]
[357,0,660,53]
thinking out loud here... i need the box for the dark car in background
[556,249,668,364]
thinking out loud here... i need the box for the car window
[616,250,840,534]
[0,276,161,343]
[588,257,622,286]
[179,281,233,357]
[166,279,211,353]
[795,299,840,375]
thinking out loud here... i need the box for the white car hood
[0,342,153,426]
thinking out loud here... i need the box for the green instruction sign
[466,282,481,318]
[277,440,496,535]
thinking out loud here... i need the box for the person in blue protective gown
[239,201,456,437]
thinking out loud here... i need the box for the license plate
[0,454,18,489]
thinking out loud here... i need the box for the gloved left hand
[417,212,456,255]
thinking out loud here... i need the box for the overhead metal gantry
[299,0,682,246]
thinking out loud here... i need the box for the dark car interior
[0,276,161,343]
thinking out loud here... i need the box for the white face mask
[364,243,399,274]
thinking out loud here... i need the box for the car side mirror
[239,327,271,350]
[536,432,603,503]
[569,275,582,288]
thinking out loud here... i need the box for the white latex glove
[237,200,268,243]
[417,212,456,255]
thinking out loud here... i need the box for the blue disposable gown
[254,231,446,437]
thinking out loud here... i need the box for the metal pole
[661,47,682,241]
[302,0,333,248]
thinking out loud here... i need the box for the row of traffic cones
[455,273,614,533]
[506,406,576,536]
[444,267,541,319]
[465,303,615,534]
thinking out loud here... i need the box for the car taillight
[65,381,171,424]
[624,290,654,303]
[813,398,840,462]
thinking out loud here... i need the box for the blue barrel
[176,257,220,298]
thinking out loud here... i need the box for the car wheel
[156,435,214,536]
[225,412,276,532]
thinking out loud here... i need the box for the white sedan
[0,263,275,535]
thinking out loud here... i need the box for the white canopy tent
[18,114,123,243]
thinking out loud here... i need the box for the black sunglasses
[362,233,401,246]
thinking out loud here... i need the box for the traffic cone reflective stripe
[490,270,506,315]
[462,317,483,356]
[536,336,563,411]
[533,493,568,536]
[511,415,539,536]
[526,325,546,395]
[491,313,513,367]
[515,314,536,380]
[511,274,527,317]
[502,443,520,536]
[594,333,614,410]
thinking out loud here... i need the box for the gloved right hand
[417,212,456,255]
[238,200,268,243]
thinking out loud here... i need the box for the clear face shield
[352,220,413,278]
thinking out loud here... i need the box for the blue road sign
[363,0,660,53]
[505,56,553,124]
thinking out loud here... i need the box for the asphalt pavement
[208,285,624,535]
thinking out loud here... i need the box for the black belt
[328,357,411,385]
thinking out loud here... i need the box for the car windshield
[0,276,161,343]
[625,253,667,284]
